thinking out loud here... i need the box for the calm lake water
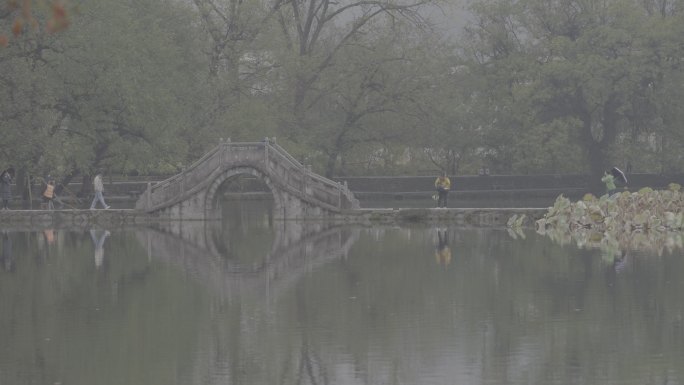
[1,201,683,385]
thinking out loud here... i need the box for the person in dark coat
[1,168,15,210]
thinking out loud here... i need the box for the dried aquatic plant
[533,184,683,256]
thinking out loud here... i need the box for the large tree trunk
[582,101,619,194]
[325,150,338,178]
[293,76,308,125]
[79,174,93,198]
[586,140,609,193]
[16,169,29,205]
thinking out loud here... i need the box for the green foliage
[0,0,209,180]
[460,0,684,176]
[510,118,585,173]
[274,17,439,176]
[2,0,684,180]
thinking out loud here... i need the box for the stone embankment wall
[0,207,547,228]
[345,208,547,227]
[0,209,159,228]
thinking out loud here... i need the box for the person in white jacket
[90,171,110,209]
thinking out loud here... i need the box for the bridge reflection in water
[133,191,360,384]
[135,207,359,300]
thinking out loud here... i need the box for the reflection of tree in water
[295,288,330,385]
[290,228,684,385]
[0,229,200,385]
[137,222,358,385]
[139,226,684,385]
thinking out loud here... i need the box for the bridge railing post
[181,167,186,197]
[219,138,223,165]
[224,138,231,167]
[304,165,312,195]
[146,182,151,211]
[264,137,269,170]
[219,137,228,166]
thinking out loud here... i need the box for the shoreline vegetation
[528,184,683,257]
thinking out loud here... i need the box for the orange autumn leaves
[0,0,69,47]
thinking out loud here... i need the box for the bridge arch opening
[205,167,280,265]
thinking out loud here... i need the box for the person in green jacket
[601,171,616,196]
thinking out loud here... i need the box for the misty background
[1,0,682,187]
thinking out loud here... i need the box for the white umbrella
[611,167,628,184]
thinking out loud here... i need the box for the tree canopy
[0,0,682,186]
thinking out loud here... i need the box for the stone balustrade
[135,139,360,219]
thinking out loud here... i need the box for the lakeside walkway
[0,207,547,228]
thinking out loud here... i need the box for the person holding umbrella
[611,167,628,185]
[601,170,616,196]
[601,167,628,196]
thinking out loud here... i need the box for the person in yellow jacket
[42,179,55,210]
[434,172,451,208]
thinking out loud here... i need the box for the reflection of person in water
[89,229,110,268]
[604,250,630,288]
[43,229,56,245]
[435,229,451,266]
[613,250,629,273]
[36,228,57,261]
[1,231,14,272]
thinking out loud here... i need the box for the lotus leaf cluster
[532,184,683,256]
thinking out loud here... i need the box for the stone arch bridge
[136,139,359,219]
